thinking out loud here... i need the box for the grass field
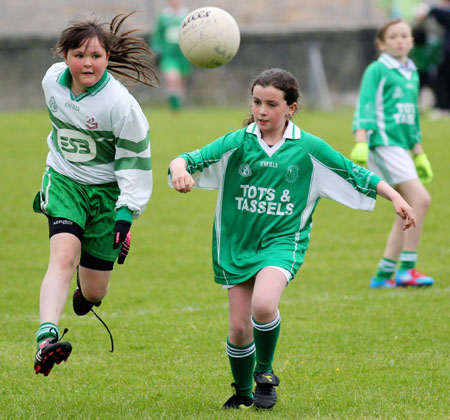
[0,106,449,420]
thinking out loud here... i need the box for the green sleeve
[353,64,381,132]
[180,130,245,174]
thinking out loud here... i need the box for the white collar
[246,120,301,157]
[245,120,301,140]
[378,53,417,79]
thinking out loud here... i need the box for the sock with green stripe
[252,311,281,373]
[226,339,255,398]
[36,322,59,349]
[375,257,397,281]
[399,251,417,270]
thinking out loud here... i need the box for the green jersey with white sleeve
[353,53,421,150]
[174,121,382,285]
[42,62,152,219]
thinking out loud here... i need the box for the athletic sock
[375,257,397,280]
[226,339,255,398]
[168,94,182,111]
[252,311,281,373]
[400,251,417,270]
[36,322,59,349]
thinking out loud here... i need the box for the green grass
[0,106,449,419]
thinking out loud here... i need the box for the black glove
[113,220,131,264]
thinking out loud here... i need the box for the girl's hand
[376,180,416,230]
[392,195,416,230]
[170,157,196,193]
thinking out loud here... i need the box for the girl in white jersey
[351,18,434,289]
[33,12,159,376]
[169,68,416,409]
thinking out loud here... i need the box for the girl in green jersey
[170,68,416,409]
[351,18,434,289]
[151,0,191,111]
[33,13,159,377]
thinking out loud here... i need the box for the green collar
[57,67,110,100]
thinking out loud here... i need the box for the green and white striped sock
[400,251,417,270]
[375,257,397,280]
[252,311,281,373]
[36,322,59,348]
[226,339,255,398]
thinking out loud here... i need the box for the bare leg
[40,233,81,324]
[252,268,287,323]
[396,179,431,251]
[78,266,111,303]
[164,69,185,110]
[228,279,254,346]
[383,178,431,259]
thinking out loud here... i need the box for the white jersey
[42,62,152,219]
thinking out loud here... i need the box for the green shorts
[33,167,121,262]
[160,54,191,77]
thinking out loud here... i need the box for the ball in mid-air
[178,7,240,69]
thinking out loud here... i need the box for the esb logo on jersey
[57,128,96,162]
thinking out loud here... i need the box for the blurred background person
[150,0,191,112]
[378,0,423,21]
[416,0,450,117]
[409,25,442,111]
[351,18,434,289]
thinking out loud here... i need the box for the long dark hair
[55,12,159,87]
[244,68,301,126]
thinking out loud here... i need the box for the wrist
[116,207,133,223]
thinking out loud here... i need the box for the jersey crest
[238,163,252,177]
[49,97,58,112]
[285,165,300,183]
[393,87,404,99]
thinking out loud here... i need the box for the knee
[228,319,252,345]
[415,191,431,213]
[252,299,278,324]
[52,251,79,274]
[82,289,104,303]
[80,282,107,303]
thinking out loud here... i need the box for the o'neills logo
[181,9,211,29]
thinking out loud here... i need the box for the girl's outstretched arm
[376,180,416,230]
[169,157,196,193]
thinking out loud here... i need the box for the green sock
[375,257,397,280]
[168,94,182,111]
[36,322,59,349]
[252,311,281,373]
[226,339,255,398]
[400,251,417,270]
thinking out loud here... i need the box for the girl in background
[351,18,434,288]
[151,0,191,111]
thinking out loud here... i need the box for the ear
[287,102,297,118]
[376,40,386,52]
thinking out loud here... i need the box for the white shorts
[222,266,291,289]
[368,146,418,186]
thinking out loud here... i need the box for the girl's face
[252,84,297,142]
[64,36,110,95]
[378,22,413,62]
